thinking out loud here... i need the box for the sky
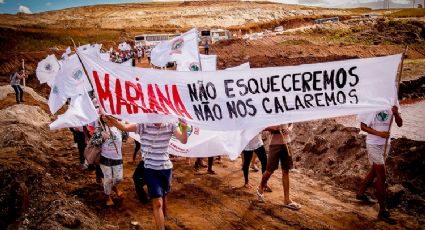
[0,0,420,14]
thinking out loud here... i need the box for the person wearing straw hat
[356,105,402,224]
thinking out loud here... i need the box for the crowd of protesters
[11,42,402,229]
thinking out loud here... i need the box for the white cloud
[0,0,4,4]
[46,2,52,6]
[18,5,32,14]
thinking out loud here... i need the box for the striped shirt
[136,123,176,170]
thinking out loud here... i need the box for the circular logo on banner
[171,38,184,54]
[376,111,389,122]
[189,62,200,72]
[44,63,52,72]
[72,69,83,81]
[52,85,59,94]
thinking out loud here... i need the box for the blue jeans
[11,85,23,103]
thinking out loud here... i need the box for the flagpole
[22,59,26,88]
[196,28,203,72]
[71,38,120,154]
[383,46,408,156]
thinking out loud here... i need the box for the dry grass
[388,8,425,18]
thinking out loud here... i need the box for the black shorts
[266,144,293,172]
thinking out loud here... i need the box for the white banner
[79,52,401,131]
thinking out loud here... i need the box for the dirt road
[67,140,419,230]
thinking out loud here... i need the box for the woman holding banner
[91,120,124,206]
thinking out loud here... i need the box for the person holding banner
[256,124,301,210]
[103,116,188,230]
[91,120,124,206]
[356,106,402,223]
[10,67,27,104]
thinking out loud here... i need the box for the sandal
[256,188,265,202]
[207,170,216,175]
[356,194,374,205]
[283,202,301,210]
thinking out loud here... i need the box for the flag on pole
[48,54,92,114]
[199,54,217,71]
[36,54,61,87]
[151,28,200,69]
[50,90,98,130]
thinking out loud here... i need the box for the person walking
[356,106,402,224]
[91,120,124,206]
[242,133,267,188]
[204,40,209,55]
[256,124,301,210]
[10,67,26,104]
[103,116,188,230]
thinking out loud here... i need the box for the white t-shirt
[100,127,122,160]
[244,133,263,151]
[359,109,393,145]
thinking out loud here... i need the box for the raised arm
[174,118,188,144]
[392,106,403,127]
[103,115,137,132]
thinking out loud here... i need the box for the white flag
[36,54,60,87]
[78,44,102,56]
[99,53,110,62]
[48,54,92,114]
[151,28,200,69]
[50,90,98,130]
[199,54,217,71]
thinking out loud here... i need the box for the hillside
[0,1,351,30]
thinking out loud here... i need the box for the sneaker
[378,210,396,225]
[256,187,265,202]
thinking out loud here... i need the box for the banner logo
[170,38,184,54]
[52,85,59,94]
[189,62,200,71]
[72,69,83,81]
[376,111,389,122]
[44,63,52,72]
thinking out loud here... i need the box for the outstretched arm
[174,118,188,144]
[360,122,389,139]
[103,115,137,132]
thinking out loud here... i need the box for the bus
[199,29,232,44]
[134,33,180,49]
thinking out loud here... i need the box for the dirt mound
[291,119,368,191]
[399,76,425,100]
[291,119,425,219]
[0,104,100,229]
[386,138,425,214]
